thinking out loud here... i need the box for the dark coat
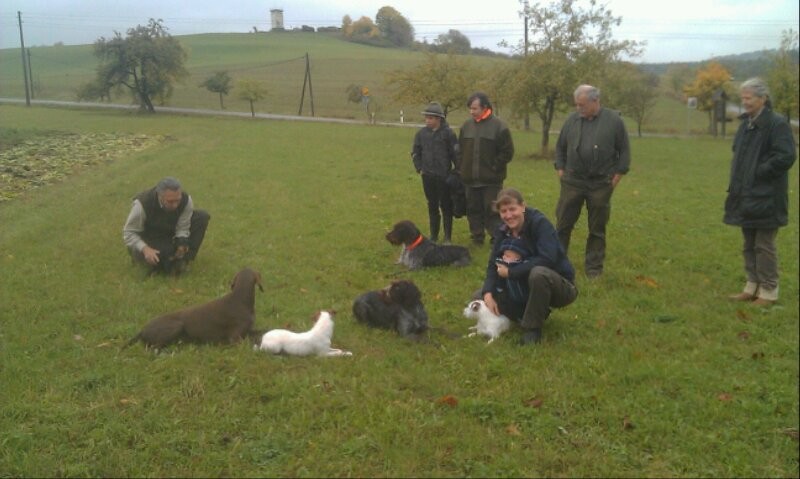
[482,207,575,297]
[412,121,458,178]
[724,108,796,229]
[458,113,514,186]
[555,108,631,182]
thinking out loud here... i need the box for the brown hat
[421,102,445,118]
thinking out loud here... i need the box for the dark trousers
[741,227,779,291]
[494,266,577,330]
[555,179,614,275]
[465,185,502,243]
[129,209,210,271]
[421,174,453,241]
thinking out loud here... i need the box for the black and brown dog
[352,280,429,339]
[126,268,264,349]
[385,220,471,270]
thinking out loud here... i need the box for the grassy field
[0,30,736,135]
[0,104,798,477]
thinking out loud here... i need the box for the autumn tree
[375,6,414,47]
[342,16,381,46]
[768,29,799,121]
[684,61,733,133]
[500,0,641,155]
[604,62,659,137]
[79,19,188,113]
[200,71,232,110]
[385,52,480,117]
[433,30,471,54]
[236,79,267,117]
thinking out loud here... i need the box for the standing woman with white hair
[724,77,796,306]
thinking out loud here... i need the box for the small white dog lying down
[463,300,512,344]
[255,310,352,357]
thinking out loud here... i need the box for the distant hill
[640,49,800,79]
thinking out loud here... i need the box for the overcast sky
[1,0,797,63]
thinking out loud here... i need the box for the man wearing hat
[411,102,460,243]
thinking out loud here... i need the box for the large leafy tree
[604,62,659,137]
[80,19,188,113]
[375,6,414,47]
[433,30,472,54]
[684,61,733,133]
[768,29,799,121]
[500,0,641,155]
[200,71,232,110]
[385,52,479,117]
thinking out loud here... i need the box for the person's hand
[612,173,622,188]
[496,262,509,278]
[142,245,160,265]
[483,292,500,316]
[557,169,564,178]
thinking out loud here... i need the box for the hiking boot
[519,329,542,346]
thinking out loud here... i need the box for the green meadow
[0,102,798,477]
[1,31,727,134]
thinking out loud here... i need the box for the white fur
[462,300,512,344]
[255,311,352,357]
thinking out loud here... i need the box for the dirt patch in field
[0,132,163,202]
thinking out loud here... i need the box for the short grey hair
[574,84,600,101]
[740,77,770,99]
[156,177,182,193]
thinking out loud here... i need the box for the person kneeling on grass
[123,177,210,275]
[478,188,578,345]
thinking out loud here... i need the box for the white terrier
[255,310,352,357]
[463,300,512,344]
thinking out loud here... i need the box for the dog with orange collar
[385,220,471,270]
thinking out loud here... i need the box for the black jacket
[724,108,796,229]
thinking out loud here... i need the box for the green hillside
[0,31,506,124]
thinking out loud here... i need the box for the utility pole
[18,11,31,106]
[523,1,530,130]
[297,53,315,117]
[27,48,34,99]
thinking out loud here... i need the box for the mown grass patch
[0,104,797,477]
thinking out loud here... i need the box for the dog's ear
[470,301,481,312]
[255,272,264,292]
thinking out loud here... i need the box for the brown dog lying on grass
[125,268,264,349]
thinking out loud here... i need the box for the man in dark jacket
[123,177,210,274]
[458,92,515,245]
[412,102,459,243]
[724,77,796,306]
[555,84,630,278]
[481,188,577,345]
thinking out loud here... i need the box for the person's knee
[528,266,552,288]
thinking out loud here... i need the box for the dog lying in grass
[125,268,263,349]
[352,280,429,339]
[463,300,512,344]
[255,310,352,357]
[385,220,470,270]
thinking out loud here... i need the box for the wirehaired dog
[463,300,512,344]
[255,310,352,357]
[352,280,429,339]
[385,220,470,270]
[125,268,264,349]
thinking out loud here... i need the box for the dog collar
[406,235,424,251]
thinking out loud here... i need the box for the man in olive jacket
[458,92,515,245]
[555,84,630,278]
[724,77,796,306]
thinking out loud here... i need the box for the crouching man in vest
[123,177,210,275]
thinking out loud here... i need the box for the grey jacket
[555,108,631,183]
[723,108,796,229]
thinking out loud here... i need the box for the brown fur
[126,268,264,349]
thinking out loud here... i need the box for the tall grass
[0,104,797,477]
